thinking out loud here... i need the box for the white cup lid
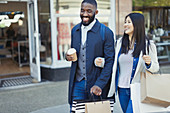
[67,48,76,55]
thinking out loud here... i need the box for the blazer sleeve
[146,41,159,73]
[94,28,115,89]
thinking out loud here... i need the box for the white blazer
[108,37,159,97]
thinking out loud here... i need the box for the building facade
[4,0,170,82]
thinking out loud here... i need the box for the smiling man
[80,0,98,26]
[65,0,115,112]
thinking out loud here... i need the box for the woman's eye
[128,21,131,23]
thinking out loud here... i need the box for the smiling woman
[107,13,159,113]
[124,16,134,40]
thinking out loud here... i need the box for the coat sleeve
[146,41,159,73]
[94,28,115,89]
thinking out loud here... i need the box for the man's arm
[91,28,115,95]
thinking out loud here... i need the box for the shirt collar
[81,19,96,30]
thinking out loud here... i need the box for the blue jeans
[118,87,133,113]
[70,80,88,112]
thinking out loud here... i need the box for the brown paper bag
[141,71,170,107]
[85,100,111,113]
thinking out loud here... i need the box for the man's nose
[83,11,88,16]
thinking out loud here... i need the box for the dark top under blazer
[68,19,115,104]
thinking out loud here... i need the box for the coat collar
[75,19,100,33]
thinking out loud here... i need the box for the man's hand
[65,54,74,61]
[90,85,102,96]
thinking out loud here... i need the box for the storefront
[40,0,118,81]
[0,0,132,82]
[133,0,170,64]
[0,0,41,83]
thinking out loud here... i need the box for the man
[66,0,115,109]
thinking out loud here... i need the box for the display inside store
[0,11,24,28]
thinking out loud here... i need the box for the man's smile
[82,17,90,23]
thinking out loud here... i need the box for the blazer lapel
[133,40,150,80]
[133,51,143,79]
[115,38,122,58]
[74,24,82,55]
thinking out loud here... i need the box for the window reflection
[38,0,52,65]
[56,0,110,60]
[57,17,79,60]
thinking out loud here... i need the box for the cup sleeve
[94,57,105,68]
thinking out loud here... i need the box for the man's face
[80,2,98,26]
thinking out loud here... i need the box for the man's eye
[87,10,92,13]
[81,10,84,12]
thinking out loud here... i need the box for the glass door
[27,0,41,82]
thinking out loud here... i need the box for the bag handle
[90,93,103,103]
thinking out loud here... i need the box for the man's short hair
[82,0,97,8]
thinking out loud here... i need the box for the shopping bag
[85,100,111,113]
[140,71,170,107]
[131,83,170,113]
[71,99,114,113]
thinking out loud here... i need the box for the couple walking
[65,0,159,112]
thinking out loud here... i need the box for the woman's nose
[124,24,127,28]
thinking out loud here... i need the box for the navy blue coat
[68,19,115,104]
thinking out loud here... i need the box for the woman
[106,13,159,113]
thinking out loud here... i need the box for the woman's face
[124,16,134,37]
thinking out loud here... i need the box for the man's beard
[80,14,95,26]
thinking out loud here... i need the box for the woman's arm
[145,42,159,73]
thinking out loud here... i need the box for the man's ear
[95,10,98,15]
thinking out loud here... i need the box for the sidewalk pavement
[0,80,123,113]
[30,104,70,113]
[30,102,123,113]
[0,65,170,113]
[30,65,170,113]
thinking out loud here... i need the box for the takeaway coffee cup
[67,48,77,62]
[95,58,102,67]
[94,57,105,68]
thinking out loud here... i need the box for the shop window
[55,0,111,61]
[38,0,52,65]
[56,17,79,60]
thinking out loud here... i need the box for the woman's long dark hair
[121,13,149,57]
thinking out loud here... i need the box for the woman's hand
[142,55,151,65]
